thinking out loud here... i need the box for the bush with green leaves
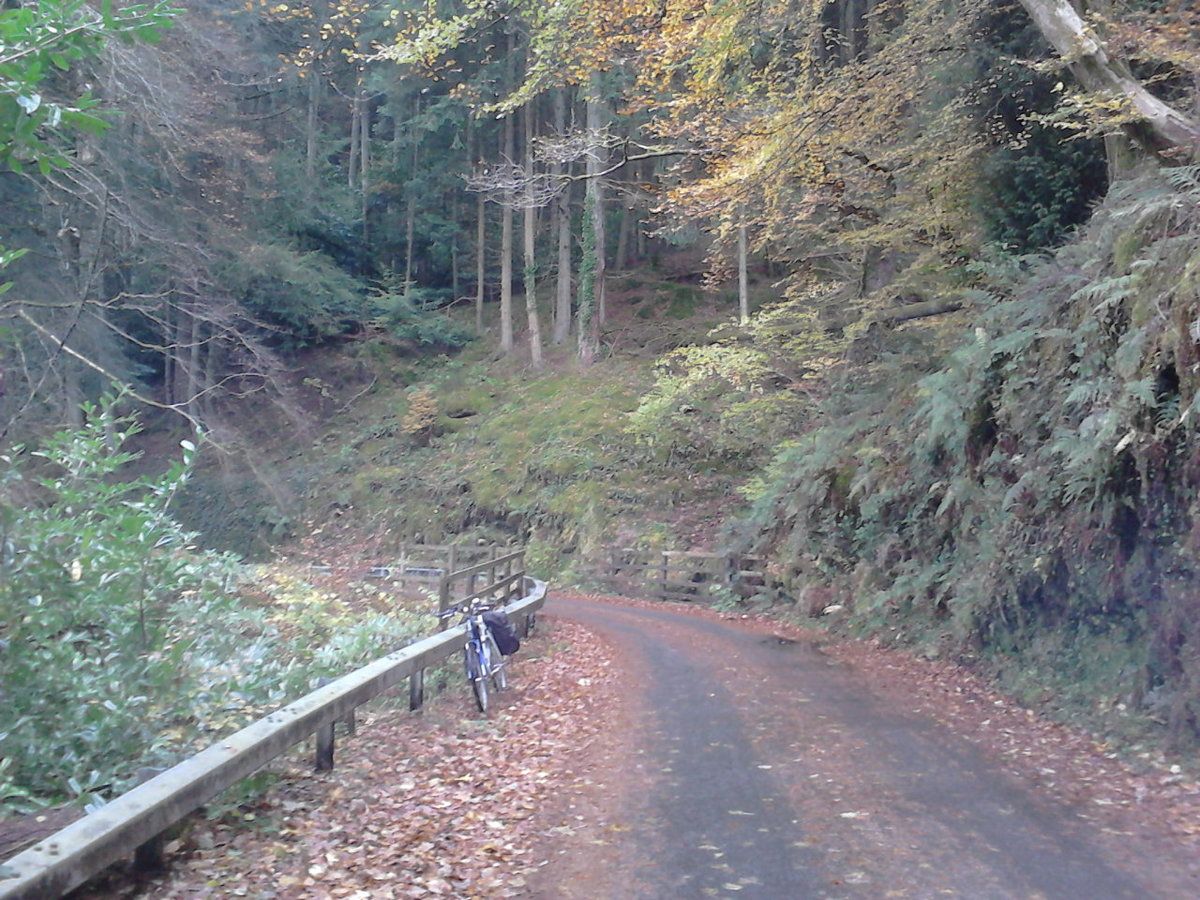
[218,241,371,346]
[373,291,474,348]
[0,399,432,812]
[627,327,814,467]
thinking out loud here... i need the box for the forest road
[530,595,1199,900]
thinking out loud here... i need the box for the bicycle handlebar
[435,599,497,619]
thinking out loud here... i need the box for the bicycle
[436,598,508,713]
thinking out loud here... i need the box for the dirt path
[534,594,1200,899]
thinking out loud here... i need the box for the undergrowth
[0,402,433,813]
[741,166,1200,747]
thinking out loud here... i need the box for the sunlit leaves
[0,0,174,171]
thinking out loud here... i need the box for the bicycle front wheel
[486,633,508,692]
[465,645,488,713]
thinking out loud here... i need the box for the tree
[551,87,572,345]
[498,29,516,354]
[523,99,544,367]
[1016,0,1200,158]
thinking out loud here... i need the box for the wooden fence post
[437,573,451,626]
[659,552,668,601]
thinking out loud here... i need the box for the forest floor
[75,590,1200,899]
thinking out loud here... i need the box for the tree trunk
[388,92,404,270]
[876,296,963,323]
[163,299,175,405]
[554,185,572,343]
[499,32,516,354]
[476,171,486,334]
[201,332,219,421]
[523,102,544,368]
[615,205,631,272]
[552,88,572,344]
[577,89,605,364]
[305,69,321,191]
[500,112,515,352]
[63,366,82,427]
[404,98,419,299]
[451,195,460,301]
[738,223,749,325]
[591,95,608,326]
[172,312,188,408]
[1016,0,1200,157]
[360,82,370,242]
[348,92,360,189]
[186,307,201,415]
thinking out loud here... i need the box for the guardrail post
[315,721,335,771]
[659,552,668,601]
[343,707,357,736]
[523,583,537,636]
[409,668,425,711]
[133,833,165,874]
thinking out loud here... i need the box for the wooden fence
[0,565,546,900]
[311,542,512,592]
[585,547,771,602]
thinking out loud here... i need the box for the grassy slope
[179,271,758,576]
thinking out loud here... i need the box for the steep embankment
[742,167,1200,749]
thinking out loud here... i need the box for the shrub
[402,387,439,445]
[0,398,431,811]
[373,291,474,348]
[218,241,370,346]
[628,343,807,465]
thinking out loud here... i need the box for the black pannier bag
[482,610,521,655]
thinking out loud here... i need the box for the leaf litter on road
[95,618,619,899]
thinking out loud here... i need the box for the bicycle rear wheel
[465,645,488,713]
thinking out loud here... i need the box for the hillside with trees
[2,0,1200,830]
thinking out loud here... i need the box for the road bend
[532,595,1199,900]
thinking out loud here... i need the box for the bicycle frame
[463,609,492,682]
[438,599,507,712]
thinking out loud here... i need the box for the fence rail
[310,542,516,590]
[583,547,771,602]
[0,572,546,900]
